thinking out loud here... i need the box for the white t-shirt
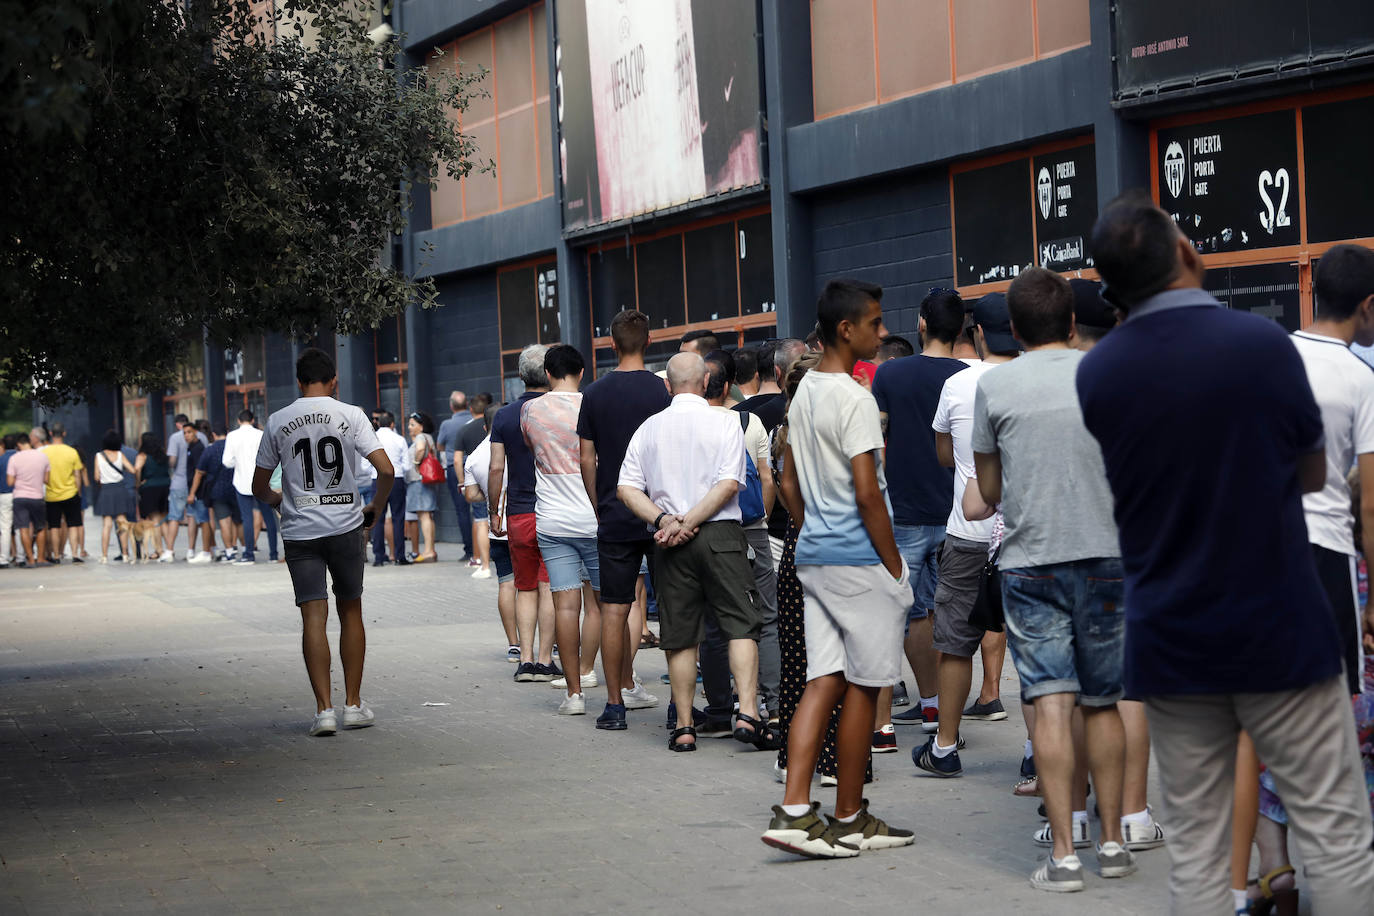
[932,361,997,543]
[787,370,889,566]
[255,397,383,540]
[620,393,746,523]
[222,424,265,496]
[375,426,409,479]
[520,391,597,538]
[464,435,507,542]
[1292,330,1374,556]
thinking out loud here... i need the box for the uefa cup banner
[556,0,763,231]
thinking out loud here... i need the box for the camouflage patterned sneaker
[828,800,915,851]
[761,802,860,859]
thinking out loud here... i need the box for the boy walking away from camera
[253,348,394,737]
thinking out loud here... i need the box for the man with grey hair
[490,345,560,682]
[437,390,475,563]
[618,352,768,751]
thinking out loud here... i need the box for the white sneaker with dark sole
[1030,854,1084,892]
[1121,815,1167,851]
[342,703,375,728]
[309,709,338,736]
[1034,818,1091,849]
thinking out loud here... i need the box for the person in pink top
[521,344,603,717]
[6,438,51,567]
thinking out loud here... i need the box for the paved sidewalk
[1,528,1171,913]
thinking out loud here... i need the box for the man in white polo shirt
[617,351,767,753]
[222,408,277,564]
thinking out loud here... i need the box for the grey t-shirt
[256,397,382,540]
[971,348,1118,568]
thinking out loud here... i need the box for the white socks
[781,803,810,817]
[932,738,958,758]
[833,810,857,824]
[1121,808,1153,828]
[920,696,938,711]
[1024,738,1034,758]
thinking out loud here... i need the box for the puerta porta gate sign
[1033,144,1097,272]
[1156,110,1299,254]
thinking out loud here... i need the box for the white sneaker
[470,566,492,579]
[1121,812,1167,850]
[774,760,787,784]
[342,702,375,728]
[622,683,659,709]
[1034,818,1091,849]
[309,709,338,736]
[558,693,586,715]
[1096,841,1138,878]
[158,552,176,564]
[551,670,598,689]
[820,774,838,787]
[187,551,213,565]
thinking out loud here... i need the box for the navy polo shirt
[873,354,968,526]
[490,391,544,516]
[1076,288,1341,697]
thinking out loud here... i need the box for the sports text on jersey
[294,493,355,508]
[279,412,351,439]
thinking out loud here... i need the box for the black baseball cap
[1070,279,1119,331]
[972,292,1020,353]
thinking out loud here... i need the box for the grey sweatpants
[1146,676,1374,915]
[745,525,780,712]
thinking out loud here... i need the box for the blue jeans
[893,523,945,622]
[235,491,278,561]
[370,478,407,562]
[445,465,473,558]
[1000,558,1126,705]
[536,533,600,592]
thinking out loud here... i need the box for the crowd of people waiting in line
[5,192,1374,911]
[446,193,1374,910]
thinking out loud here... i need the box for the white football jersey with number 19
[256,397,382,540]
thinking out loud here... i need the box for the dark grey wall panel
[264,332,297,419]
[416,271,504,541]
[808,170,952,340]
[412,196,561,279]
[787,48,1096,194]
[399,0,530,51]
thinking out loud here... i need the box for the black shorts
[45,496,82,528]
[1311,543,1361,695]
[13,497,47,531]
[598,537,656,605]
[139,486,170,518]
[212,498,241,524]
[284,525,366,606]
[654,521,761,650]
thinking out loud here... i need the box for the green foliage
[0,0,486,406]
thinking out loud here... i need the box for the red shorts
[507,512,548,592]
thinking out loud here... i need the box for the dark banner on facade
[555,0,763,231]
[1156,110,1299,254]
[1114,0,1374,101]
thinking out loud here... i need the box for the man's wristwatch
[653,511,669,530]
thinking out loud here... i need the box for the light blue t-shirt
[787,370,890,566]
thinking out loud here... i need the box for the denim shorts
[186,497,210,525]
[489,538,514,584]
[166,487,188,522]
[472,501,489,522]
[893,523,945,622]
[536,533,600,593]
[1000,558,1126,706]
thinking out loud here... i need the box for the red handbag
[418,439,443,485]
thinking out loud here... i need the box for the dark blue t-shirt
[576,369,672,542]
[872,355,968,526]
[0,451,12,495]
[199,439,236,503]
[1076,290,1341,697]
[491,391,544,516]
